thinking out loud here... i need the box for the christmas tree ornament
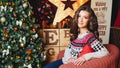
[21,18,25,22]
[2,50,7,57]
[20,43,24,47]
[4,34,9,38]
[19,36,26,44]
[26,49,32,55]
[0,17,6,23]
[5,2,9,6]
[33,34,38,38]
[27,56,32,60]
[0,6,7,11]
[12,2,15,7]
[22,11,25,14]
[7,45,11,49]
[30,38,33,41]
[13,13,17,18]
[10,7,13,12]
[14,27,18,31]
[16,20,22,27]
[23,2,28,8]
[40,51,46,61]
[32,28,36,31]
[0,2,2,6]
[2,49,9,57]
[22,36,26,44]
[4,28,7,32]
[16,56,20,59]
[24,64,32,68]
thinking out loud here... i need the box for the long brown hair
[70,5,99,41]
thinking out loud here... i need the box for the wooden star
[49,0,89,25]
[62,0,76,10]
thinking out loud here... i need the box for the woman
[43,5,109,68]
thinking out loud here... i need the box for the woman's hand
[72,56,86,66]
[67,58,76,63]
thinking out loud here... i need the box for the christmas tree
[29,0,57,28]
[0,0,45,68]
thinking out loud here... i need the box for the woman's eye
[78,15,81,17]
[84,17,88,19]
[84,16,89,19]
[78,15,89,19]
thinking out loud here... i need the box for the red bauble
[4,34,9,38]
[26,49,32,55]
[14,27,18,31]
[32,28,37,31]
[13,13,17,18]
[4,28,7,32]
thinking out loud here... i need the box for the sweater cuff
[62,57,68,64]
[83,53,93,61]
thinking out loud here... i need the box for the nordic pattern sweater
[62,33,109,64]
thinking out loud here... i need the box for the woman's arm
[83,40,109,61]
[62,45,73,64]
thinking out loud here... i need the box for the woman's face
[78,10,90,28]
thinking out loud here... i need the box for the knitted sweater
[62,33,109,64]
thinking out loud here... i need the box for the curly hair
[70,5,99,41]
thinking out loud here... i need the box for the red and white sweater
[62,33,109,64]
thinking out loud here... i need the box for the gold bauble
[16,56,20,59]
[23,2,28,8]
[27,56,32,60]
[0,1,2,6]
[0,17,6,23]
[21,18,25,22]
[20,43,24,47]
[12,2,15,6]
[5,2,9,6]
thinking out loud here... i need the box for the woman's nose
[79,17,83,22]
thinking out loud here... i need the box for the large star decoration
[49,0,89,25]
[62,0,76,10]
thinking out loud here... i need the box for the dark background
[28,0,120,27]
[111,0,120,26]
